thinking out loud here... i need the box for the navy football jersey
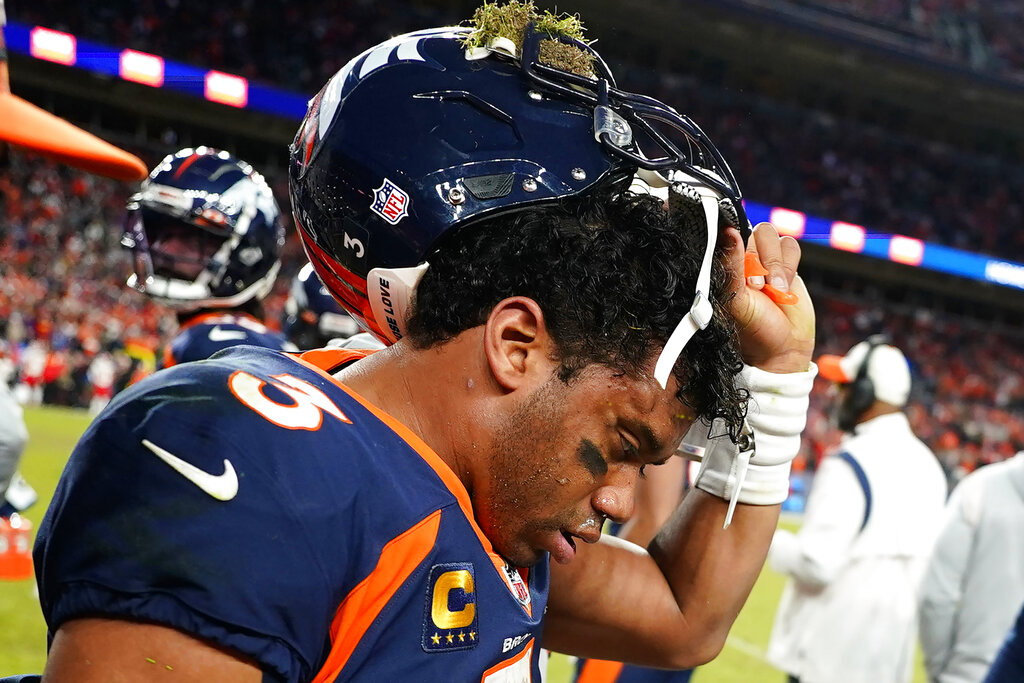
[163,312,297,367]
[35,346,548,682]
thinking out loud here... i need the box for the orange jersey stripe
[291,349,531,616]
[291,350,494,553]
[576,658,626,683]
[311,509,441,683]
[294,347,370,373]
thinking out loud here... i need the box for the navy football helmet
[123,147,286,311]
[283,262,361,348]
[289,24,747,379]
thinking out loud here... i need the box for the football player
[281,262,361,349]
[34,14,816,683]
[121,146,296,367]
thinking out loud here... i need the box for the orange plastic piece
[763,284,799,305]
[744,252,769,278]
[743,253,798,305]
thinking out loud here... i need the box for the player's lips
[550,530,576,565]
[549,527,601,565]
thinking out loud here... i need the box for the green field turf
[0,406,926,681]
[0,406,93,675]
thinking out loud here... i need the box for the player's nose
[591,465,637,525]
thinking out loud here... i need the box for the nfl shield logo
[503,563,531,609]
[371,178,411,225]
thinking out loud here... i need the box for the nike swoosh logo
[142,439,239,501]
[208,326,248,342]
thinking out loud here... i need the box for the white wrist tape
[689,363,817,527]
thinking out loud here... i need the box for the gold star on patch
[431,633,441,645]
[446,633,454,644]
[469,631,476,640]
[458,632,465,642]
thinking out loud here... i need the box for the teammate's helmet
[123,147,286,311]
[283,262,361,349]
[289,25,747,353]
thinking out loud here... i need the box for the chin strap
[365,263,430,344]
[653,185,721,389]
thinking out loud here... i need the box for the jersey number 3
[229,371,351,430]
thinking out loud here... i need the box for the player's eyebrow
[577,439,608,477]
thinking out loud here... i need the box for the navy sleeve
[33,362,343,683]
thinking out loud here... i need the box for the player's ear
[483,297,556,391]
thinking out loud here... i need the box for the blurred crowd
[10,0,443,95]
[801,293,1024,488]
[11,2,1024,264]
[624,69,1024,262]
[0,149,297,412]
[777,0,1024,74]
[14,1,1024,87]
[1,148,1021,481]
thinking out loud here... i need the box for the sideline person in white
[918,452,1024,683]
[767,336,948,683]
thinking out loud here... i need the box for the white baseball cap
[818,339,911,407]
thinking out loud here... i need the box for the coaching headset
[836,334,889,433]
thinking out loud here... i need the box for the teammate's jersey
[163,311,297,368]
[34,346,549,683]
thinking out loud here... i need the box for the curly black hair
[406,189,748,439]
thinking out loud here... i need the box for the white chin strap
[653,186,722,390]
[366,263,430,344]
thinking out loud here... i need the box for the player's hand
[724,223,815,373]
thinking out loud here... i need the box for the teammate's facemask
[123,147,286,312]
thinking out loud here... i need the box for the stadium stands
[16,1,1024,85]
[620,66,1024,260]
[10,0,446,92]
[803,290,1024,487]
[737,0,1024,76]
[0,149,296,408]
[11,1,1024,263]
[3,1,1024,476]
